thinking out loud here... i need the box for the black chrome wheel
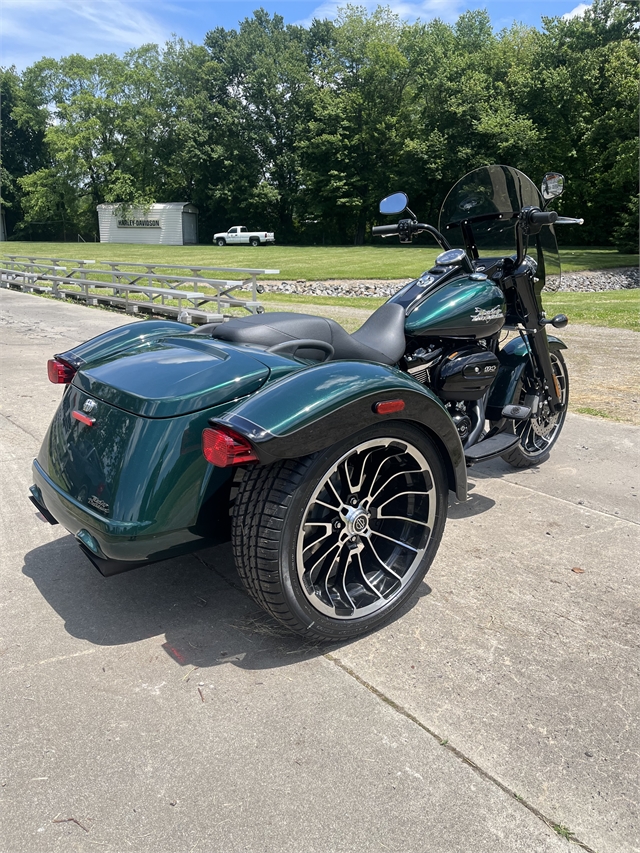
[502,350,569,468]
[296,436,437,620]
[232,423,447,641]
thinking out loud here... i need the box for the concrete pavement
[1,290,638,853]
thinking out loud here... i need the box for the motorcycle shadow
[447,481,496,519]
[22,535,432,672]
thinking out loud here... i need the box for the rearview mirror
[379,192,408,215]
[541,173,565,202]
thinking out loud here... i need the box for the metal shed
[97,203,198,245]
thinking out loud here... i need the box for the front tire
[501,350,569,468]
[232,423,448,641]
[216,238,226,247]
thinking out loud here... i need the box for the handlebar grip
[555,217,584,225]
[372,224,399,236]
[529,209,558,225]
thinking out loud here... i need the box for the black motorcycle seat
[210,303,406,365]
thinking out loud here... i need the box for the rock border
[269,267,638,298]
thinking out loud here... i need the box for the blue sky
[1,0,590,71]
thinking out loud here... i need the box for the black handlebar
[371,224,399,236]
[372,220,451,250]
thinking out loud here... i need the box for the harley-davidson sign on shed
[97,202,198,245]
[116,218,160,227]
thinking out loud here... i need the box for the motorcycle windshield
[438,164,560,288]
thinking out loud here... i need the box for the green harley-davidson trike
[30,165,583,641]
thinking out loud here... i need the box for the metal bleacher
[0,255,278,323]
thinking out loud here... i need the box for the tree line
[1,1,637,249]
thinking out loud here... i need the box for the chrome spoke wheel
[516,351,568,458]
[296,437,437,620]
[501,350,570,469]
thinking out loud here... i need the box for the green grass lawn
[3,241,637,331]
[542,290,639,332]
[258,290,639,332]
[2,241,637,280]
[558,248,638,272]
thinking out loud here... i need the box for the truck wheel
[249,237,260,247]
[216,238,226,246]
[501,351,569,468]
[231,423,447,641]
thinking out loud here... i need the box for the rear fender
[487,334,567,419]
[213,361,467,500]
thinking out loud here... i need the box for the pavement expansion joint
[192,551,248,594]
[472,472,640,526]
[324,652,600,853]
[7,647,98,675]
[1,412,41,444]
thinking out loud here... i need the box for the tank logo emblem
[83,399,97,413]
[88,495,109,513]
[471,307,504,323]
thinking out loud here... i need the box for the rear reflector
[48,358,76,384]
[202,426,259,467]
[72,410,95,426]
[373,399,405,415]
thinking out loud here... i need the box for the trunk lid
[72,336,270,417]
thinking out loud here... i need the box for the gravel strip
[545,267,638,292]
[268,267,638,298]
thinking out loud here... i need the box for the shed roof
[96,202,196,211]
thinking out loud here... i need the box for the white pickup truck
[213,226,275,247]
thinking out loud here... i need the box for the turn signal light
[202,426,259,467]
[373,399,405,415]
[48,358,76,384]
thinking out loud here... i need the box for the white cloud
[295,0,463,28]
[0,0,169,70]
[562,3,591,20]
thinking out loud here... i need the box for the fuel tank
[403,274,506,340]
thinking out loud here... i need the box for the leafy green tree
[5,3,637,246]
[203,11,315,237]
[612,193,639,252]
[523,0,639,244]
[299,7,419,244]
[0,66,49,237]
[17,48,170,237]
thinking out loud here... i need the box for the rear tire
[501,350,569,468]
[216,238,226,246]
[249,237,260,247]
[231,423,447,641]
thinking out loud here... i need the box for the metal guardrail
[0,254,278,323]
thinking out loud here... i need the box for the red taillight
[202,426,259,467]
[48,358,76,384]
[373,399,405,415]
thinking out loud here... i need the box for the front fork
[513,271,563,411]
